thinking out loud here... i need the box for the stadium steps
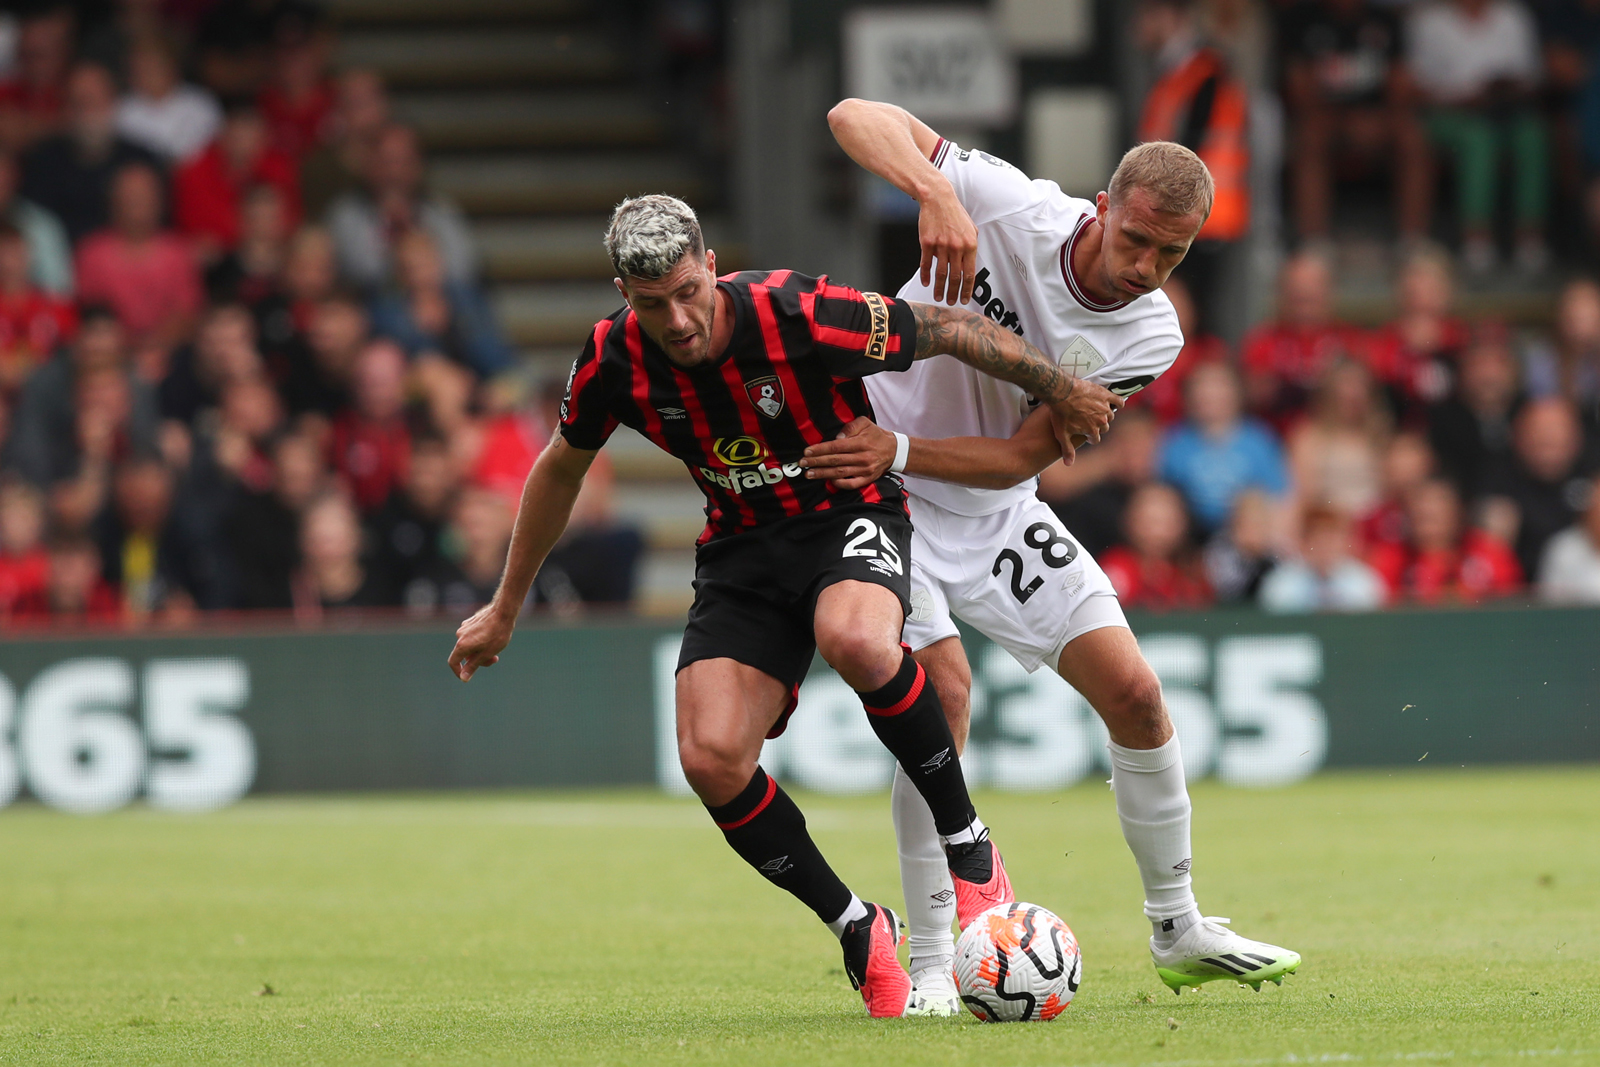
[326,0,727,608]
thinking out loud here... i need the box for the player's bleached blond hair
[605,194,705,280]
[1107,141,1214,220]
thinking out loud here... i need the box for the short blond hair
[1108,141,1214,220]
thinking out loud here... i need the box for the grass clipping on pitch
[0,767,1595,1066]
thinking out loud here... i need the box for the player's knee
[1101,670,1169,744]
[678,736,753,802]
[815,624,897,690]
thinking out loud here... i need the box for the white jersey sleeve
[931,138,1050,226]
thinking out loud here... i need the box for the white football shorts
[902,494,1127,673]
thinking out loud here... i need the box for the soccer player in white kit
[808,99,1302,1014]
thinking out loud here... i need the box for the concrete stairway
[328,0,716,613]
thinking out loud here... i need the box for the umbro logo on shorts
[921,748,952,773]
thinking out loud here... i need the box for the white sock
[891,763,957,960]
[826,894,869,939]
[1108,736,1199,923]
[939,814,987,847]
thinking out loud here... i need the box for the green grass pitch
[0,766,1596,1066]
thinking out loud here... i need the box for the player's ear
[704,248,717,276]
[613,277,631,306]
[1096,191,1110,224]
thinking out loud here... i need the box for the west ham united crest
[746,376,784,418]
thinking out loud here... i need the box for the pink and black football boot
[945,830,1014,931]
[840,902,913,1018]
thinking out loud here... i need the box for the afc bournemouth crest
[746,376,784,418]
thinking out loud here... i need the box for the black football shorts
[676,502,913,735]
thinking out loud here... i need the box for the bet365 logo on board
[0,657,255,814]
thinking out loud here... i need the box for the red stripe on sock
[864,664,925,717]
[714,774,778,830]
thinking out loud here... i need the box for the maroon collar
[1059,214,1130,313]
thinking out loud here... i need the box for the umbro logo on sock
[930,890,954,904]
[1173,858,1191,873]
[759,856,794,877]
[921,748,952,773]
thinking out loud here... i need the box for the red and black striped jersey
[559,270,918,544]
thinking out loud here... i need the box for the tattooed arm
[908,301,1122,452]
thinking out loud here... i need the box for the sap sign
[0,657,255,814]
[654,634,1327,795]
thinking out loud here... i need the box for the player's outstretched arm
[828,98,976,306]
[447,434,597,681]
[801,409,1066,491]
[908,301,1122,460]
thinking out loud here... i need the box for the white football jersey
[869,138,1185,517]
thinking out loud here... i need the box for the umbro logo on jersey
[759,855,794,877]
[921,747,952,773]
[969,269,1024,336]
[656,407,688,420]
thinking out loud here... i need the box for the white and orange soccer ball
[953,902,1082,1022]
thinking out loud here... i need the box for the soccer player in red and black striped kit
[447,195,1121,1017]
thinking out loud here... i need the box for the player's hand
[799,416,896,490]
[920,187,979,306]
[447,603,516,682]
[1046,381,1123,461]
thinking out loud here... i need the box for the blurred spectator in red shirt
[10,533,121,623]
[1359,430,1437,550]
[328,123,478,292]
[1100,482,1213,610]
[257,11,335,161]
[1287,358,1390,522]
[0,8,75,154]
[292,489,393,614]
[0,221,76,399]
[1368,477,1522,602]
[1136,274,1229,425]
[0,476,49,617]
[1242,251,1372,427]
[1366,247,1470,412]
[328,338,410,513]
[21,62,163,245]
[1427,335,1524,498]
[76,161,203,364]
[114,35,222,164]
[1280,0,1429,247]
[174,102,301,261]
[301,67,389,221]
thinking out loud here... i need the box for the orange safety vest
[1137,47,1250,242]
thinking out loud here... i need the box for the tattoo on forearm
[911,303,1074,401]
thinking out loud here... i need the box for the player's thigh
[808,506,915,689]
[1054,623,1171,749]
[947,499,1107,674]
[913,636,973,751]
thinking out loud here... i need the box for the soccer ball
[953,902,1082,1022]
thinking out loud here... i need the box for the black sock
[857,650,977,837]
[705,767,853,924]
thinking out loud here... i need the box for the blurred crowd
[0,0,640,628]
[1048,263,1600,612]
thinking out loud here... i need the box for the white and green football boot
[903,958,961,1017]
[1151,917,1300,994]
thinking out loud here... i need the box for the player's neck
[707,285,734,362]
[1070,219,1121,306]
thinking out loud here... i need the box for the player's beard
[654,292,718,368]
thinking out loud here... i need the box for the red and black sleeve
[805,280,918,378]
[557,324,619,451]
